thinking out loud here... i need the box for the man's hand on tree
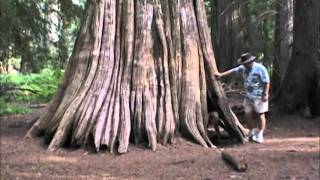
[214,72,222,79]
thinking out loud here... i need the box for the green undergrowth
[0,68,64,116]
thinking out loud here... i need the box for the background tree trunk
[211,0,249,71]
[276,0,320,117]
[26,0,245,153]
[271,0,293,94]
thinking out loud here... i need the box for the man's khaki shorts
[244,97,268,114]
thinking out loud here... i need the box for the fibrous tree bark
[276,0,320,117]
[26,0,245,153]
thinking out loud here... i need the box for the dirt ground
[1,107,319,180]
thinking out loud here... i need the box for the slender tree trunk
[276,0,320,117]
[0,48,10,73]
[26,0,245,153]
[272,0,293,93]
[57,19,69,69]
[57,0,84,69]
[20,52,38,73]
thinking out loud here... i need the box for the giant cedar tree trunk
[277,0,320,116]
[271,0,293,93]
[26,0,245,153]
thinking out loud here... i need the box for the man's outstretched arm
[215,69,235,78]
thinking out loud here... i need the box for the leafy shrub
[0,68,64,115]
[0,99,31,115]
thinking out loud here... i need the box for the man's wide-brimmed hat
[237,53,256,65]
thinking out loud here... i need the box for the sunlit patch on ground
[40,155,78,164]
[266,137,319,144]
[254,137,320,152]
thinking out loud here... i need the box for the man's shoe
[247,129,257,141]
[252,131,264,143]
[243,129,255,142]
[248,129,255,138]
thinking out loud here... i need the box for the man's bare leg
[258,113,266,132]
[251,112,266,143]
[244,109,255,130]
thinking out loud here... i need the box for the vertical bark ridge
[108,0,124,153]
[154,1,166,141]
[194,0,218,73]
[144,56,158,150]
[199,46,208,127]
[72,99,94,143]
[131,1,156,146]
[118,0,134,154]
[195,102,208,146]
[95,63,117,148]
[140,2,158,150]
[102,64,118,146]
[198,45,214,147]
[179,1,207,147]
[92,0,118,150]
[72,0,116,148]
[168,0,182,110]
[156,54,165,139]
[73,0,121,148]
[154,2,175,145]
[159,0,179,137]
[100,0,121,148]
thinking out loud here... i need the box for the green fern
[0,68,64,115]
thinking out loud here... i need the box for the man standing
[215,53,270,143]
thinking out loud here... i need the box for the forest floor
[0,107,319,180]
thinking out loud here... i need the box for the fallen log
[221,150,248,172]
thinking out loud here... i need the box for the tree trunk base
[26,0,245,153]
